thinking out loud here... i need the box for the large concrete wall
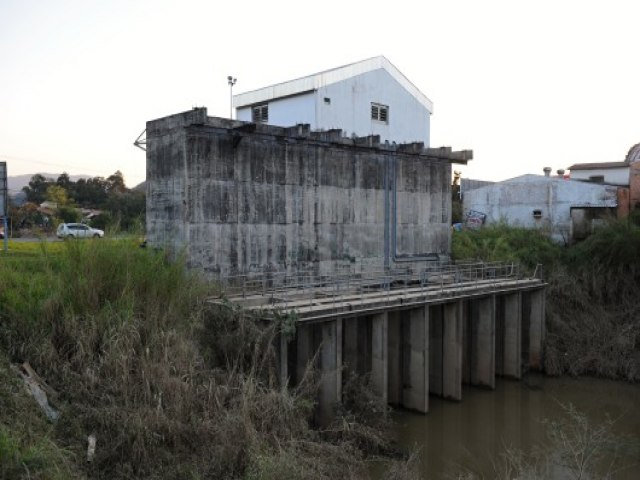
[146,108,465,277]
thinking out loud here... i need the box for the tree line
[11,171,145,233]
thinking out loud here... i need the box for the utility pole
[227,76,237,119]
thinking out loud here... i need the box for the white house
[568,143,640,186]
[462,175,619,243]
[233,56,433,146]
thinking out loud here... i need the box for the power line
[0,154,117,177]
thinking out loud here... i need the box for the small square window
[533,209,543,219]
[371,103,389,123]
[252,104,268,123]
[324,97,331,105]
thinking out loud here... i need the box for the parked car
[56,223,104,239]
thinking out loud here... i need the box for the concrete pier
[502,292,522,379]
[469,296,495,389]
[402,307,429,412]
[527,290,545,371]
[318,320,342,425]
[268,280,546,422]
[442,301,462,401]
[429,305,443,396]
[371,312,388,404]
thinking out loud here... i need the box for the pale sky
[1,0,638,188]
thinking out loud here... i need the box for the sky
[1,0,638,189]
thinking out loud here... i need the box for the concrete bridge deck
[213,263,546,425]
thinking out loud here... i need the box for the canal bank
[391,375,640,479]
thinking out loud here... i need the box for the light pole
[227,75,237,119]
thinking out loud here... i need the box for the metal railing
[214,262,542,313]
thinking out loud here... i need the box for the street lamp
[227,75,237,119]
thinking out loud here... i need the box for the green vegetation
[0,239,408,479]
[11,171,144,235]
[452,216,640,381]
[452,223,562,273]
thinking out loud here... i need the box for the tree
[46,185,69,206]
[106,170,126,194]
[22,174,53,204]
[74,177,108,207]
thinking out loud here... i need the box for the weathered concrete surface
[469,296,495,389]
[371,312,388,404]
[442,301,462,401]
[502,292,522,379]
[402,307,429,413]
[146,108,470,276]
[318,320,342,426]
[526,290,545,371]
[429,305,444,396]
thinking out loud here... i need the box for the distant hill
[7,173,91,194]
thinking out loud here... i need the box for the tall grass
[452,223,562,273]
[0,239,408,479]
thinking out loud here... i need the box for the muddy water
[391,376,640,479]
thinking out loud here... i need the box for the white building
[567,143,640,186]
[567,161,630,186]
[233,56,433,146]
[462,175,619,243]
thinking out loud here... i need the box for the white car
[56,223,104,239]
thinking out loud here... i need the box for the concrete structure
[462,174,619,243]
[219,264,546,425]
[146,108,471,276]
[233,56,433,146]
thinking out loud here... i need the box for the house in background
[568,142,640,212]
[233,56,433,146]
[462,173,619,244]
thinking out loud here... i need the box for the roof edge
[233,56,434,113]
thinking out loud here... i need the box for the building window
[252,104,268,123]
[588,175,604,183]
[371,103,389,123]
[324,97,331,105]
[533,209,543,219]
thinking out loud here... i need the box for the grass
[0,238,412,479]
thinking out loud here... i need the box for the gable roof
[568,162,628,171]
[233,56,434,113]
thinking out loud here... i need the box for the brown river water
[387,375,640,479]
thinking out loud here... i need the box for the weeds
[452,403,638,480]
[0,239,398,478]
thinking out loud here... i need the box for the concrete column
[387,312,402,405]
[296,323,314,385]
[528,289,545,371]
[279,331,289,388]
[503,292,522,379]
[342,317,358,375]
[402,307,429,413]
[371,312,388,404]
[443,301,463,401]
[318,319,342,426]
[462,301,471,384]
[494,296,505,376]
[429,305,443,396]
[470,295,496,389]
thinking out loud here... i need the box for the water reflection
[392,375,640,479]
